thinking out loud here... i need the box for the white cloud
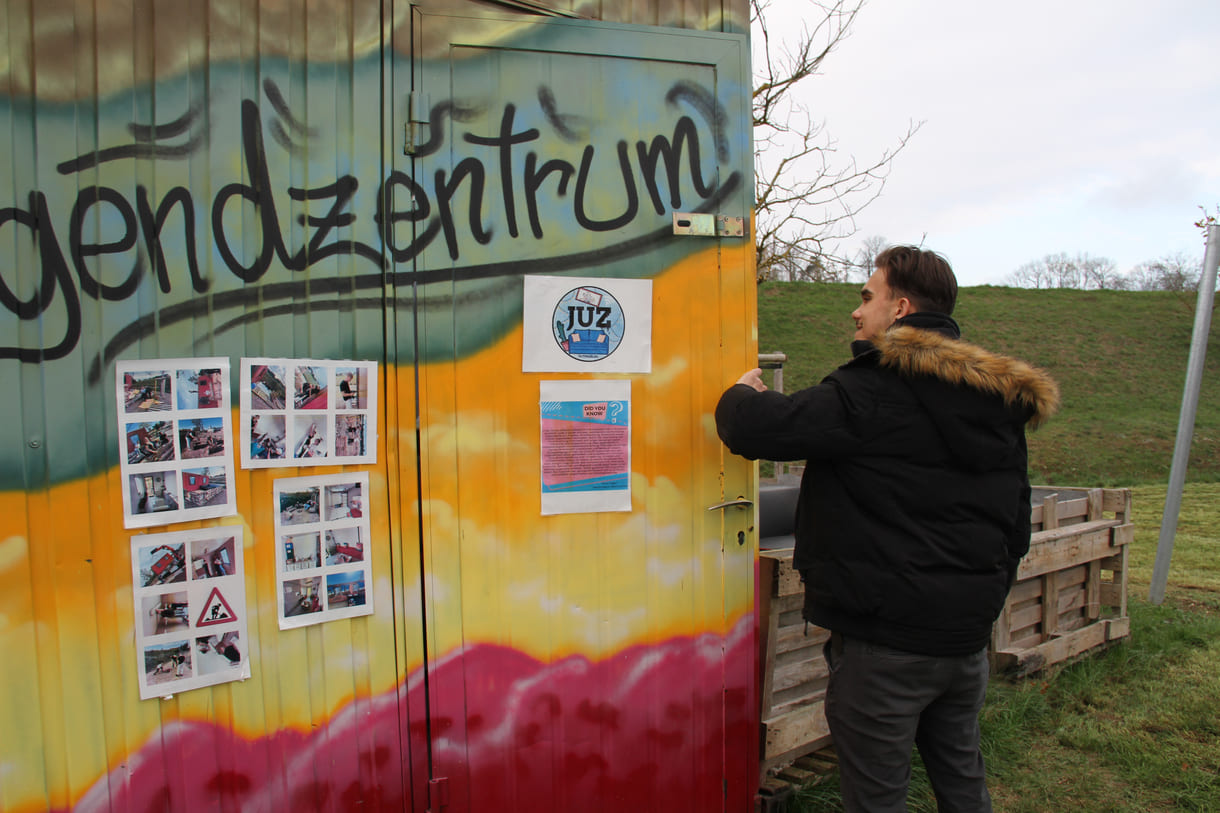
[758,0,1220,283]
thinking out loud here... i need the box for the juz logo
[552,286,625,362]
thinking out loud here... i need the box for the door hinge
[428,776,449,811]
[404,91,431,155]
[672,212,746,238]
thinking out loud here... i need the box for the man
[339,372,357,408]
[716,246,1059,812]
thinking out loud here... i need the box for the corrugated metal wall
[0,1,758,811]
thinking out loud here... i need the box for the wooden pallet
[756,486,1134,794]
[758,550,832,777]
[991,487,1132,676]
[755,750,838,812]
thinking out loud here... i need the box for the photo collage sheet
[117,356,380,697]
[240,358,378,469]
[117,358,237,529]
[273,473,373,630]
[130,526,249,700]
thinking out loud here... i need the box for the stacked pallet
[756,485,1134,786]
[990,487,1132,676]
[757,550,832,776]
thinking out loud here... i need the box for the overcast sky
[756,0,1220,285]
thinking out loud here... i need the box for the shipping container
[0,1,759,810]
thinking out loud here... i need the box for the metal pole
[758,352,788,393]
[1149,223,1220,604]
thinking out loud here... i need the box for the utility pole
[1149,223,1220,604]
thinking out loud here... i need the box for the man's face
[851,267,907,341]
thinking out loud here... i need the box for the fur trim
[874,326,1060,428]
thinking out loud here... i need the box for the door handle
[706,499,754,511]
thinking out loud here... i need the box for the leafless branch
[751,0,923,282]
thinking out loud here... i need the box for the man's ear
[894,296,914,319]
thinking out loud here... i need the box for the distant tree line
[759,234,889,284]
[1002,206,1218,292]
[1005,251,1204,292]
[759,241,1208,293]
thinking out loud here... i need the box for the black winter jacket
[716,314,1059,655]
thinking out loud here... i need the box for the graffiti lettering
[211,100,385,283]
[1,82,737,364]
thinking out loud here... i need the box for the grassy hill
[756,281,1220,485]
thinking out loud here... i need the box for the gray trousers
[824,633,993,813]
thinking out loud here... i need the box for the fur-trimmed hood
[873,325,1060,429]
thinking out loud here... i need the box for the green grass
[757,282,1220,485]
[757,283,1220,811]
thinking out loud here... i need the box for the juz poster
[539,380,632,515]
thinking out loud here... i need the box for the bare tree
[851,234,888,277]
[1006,258,1055,290]
[1006,252,1125,290]
[1127,253,1202,292]
[752,0,920,283]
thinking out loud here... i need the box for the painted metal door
[0,3,426,810]
[0,2,756,811]
[401,6,758,811]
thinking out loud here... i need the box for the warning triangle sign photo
[196,586,238,627]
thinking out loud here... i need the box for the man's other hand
[736,368,767,392]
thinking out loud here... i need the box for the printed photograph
[334,415,366,457]
[283,532,322,572]
[326,571,367,610]
[196,632,243,675]
[123,370,172,414]
[190,535,237,579]
[250,364,287,410]
[283,576,323,617]
[197,586,237,625]
[182,467,227,510]
[325,527,364,565]
[249,414,286,460]
[178,417,226,459]
[293,415,328,459]
[143,640,192,686]
[293,365,328,410]
[279,488,320,526]
[129,470,179,515]
[335,367,367,410]
[125,420,175,464]
[142,590,190,636]
[136,541,187,587]
[324,481,363,520]
[176,368,223,410]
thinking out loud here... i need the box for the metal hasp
[404,91,431,155]
[716,214,746,237]
[672,212,746,237]
[428,776,449,811]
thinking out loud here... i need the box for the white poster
[539,380,632,515]
[272,472,373,630]
[131,526,249,700]
[522,276,652,373]
[116,358,237,529]
[240,358,378,468]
